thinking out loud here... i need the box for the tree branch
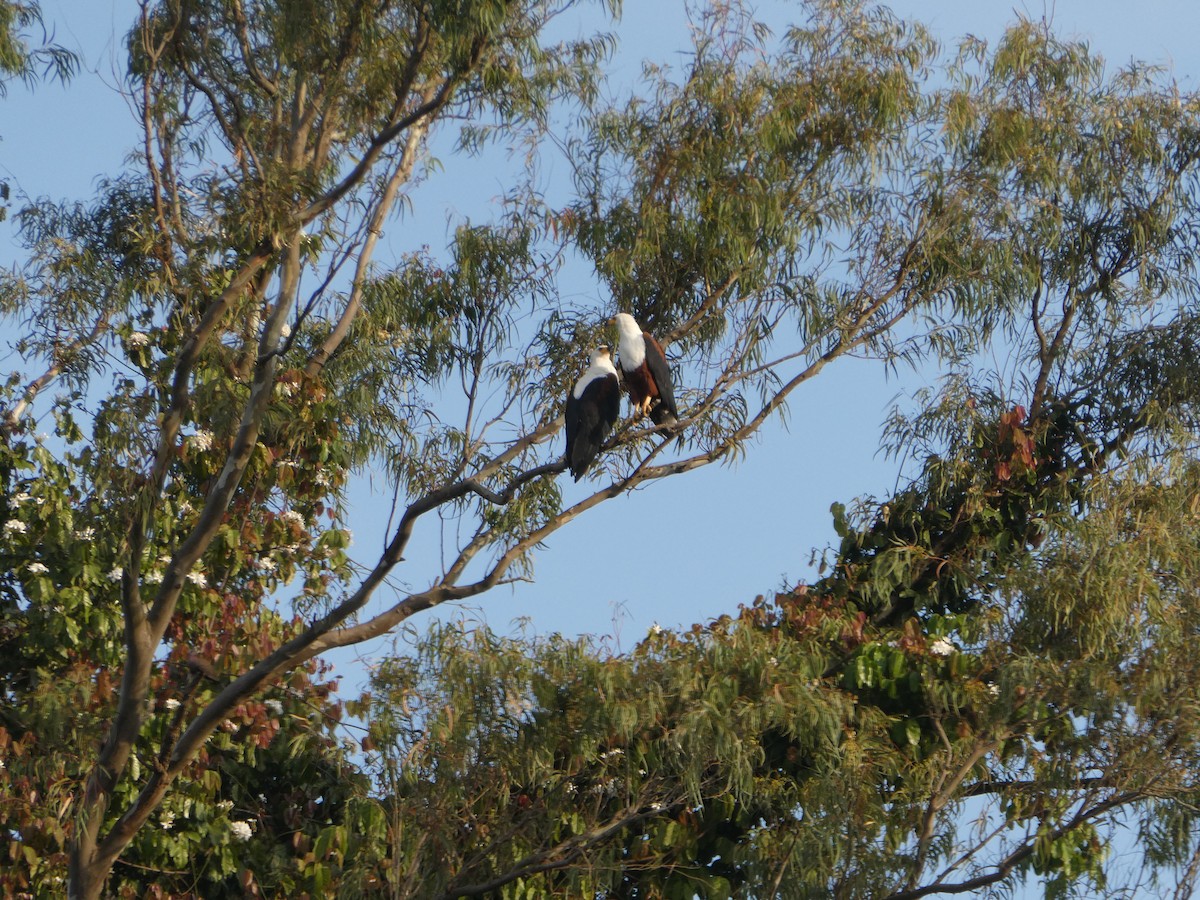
[443,804,668,898]
[306,110,433,377]
[885,791,1137,900]
[1,311,114,435]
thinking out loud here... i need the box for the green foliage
[7,0,1200,896]
[0,410,364,895]
[352,445,1200,898]
[341,10,1200,896]
[0,1,76,96]
[355,619,858,897]
[566,0,940,347]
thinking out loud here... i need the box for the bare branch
[443,804,673,898]
[306,112,433,377]
[886,792,1137,900]
[906,737,1000,891]
[229,0,277,97]
[1,311,114,434]
[302,79,455,225]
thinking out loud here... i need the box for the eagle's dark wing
[642,331,678,425]
[565,372,620,480]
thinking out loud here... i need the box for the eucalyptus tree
[0,0,958,894]
[356,442,1200,900]
[350,13,1200,900]
[5,0,1200,898]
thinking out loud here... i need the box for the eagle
[564,346,620,481]
[612,313,679,426]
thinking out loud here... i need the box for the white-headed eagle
[612,312,679,426]
[564,346,620,481]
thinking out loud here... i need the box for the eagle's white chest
[615,318,646,369]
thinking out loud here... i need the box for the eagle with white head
[564,346,620,481]
[612,312,679,426]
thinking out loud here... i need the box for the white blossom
[189,430,214,452]
[127,331,150,347]
[987,683,1001,698]
[929,638,955,658]
[229,820,253,842]
[145,570,163,583]
[26,562,48,575]
[160,813,175,830]
[12,491,32,505]
[265,699,284,716]
[589,777,619,797]
[648,622,663,636]
[186,571,208,588]
[4,519,27,536]
[257,557,277,574]
[280,323,292,338]
[164,698,181,711]
[216,800,234,812]
[106,567,124,583]
[280,510,305,528]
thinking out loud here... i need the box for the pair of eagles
[564,313,678,481]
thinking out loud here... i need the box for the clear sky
[4,0,1200,656]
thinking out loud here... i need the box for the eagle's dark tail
[648,401,678,428]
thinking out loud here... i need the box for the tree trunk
[68,850,111,900]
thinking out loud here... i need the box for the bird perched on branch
[564,346,620,481]
[611,312,679,426]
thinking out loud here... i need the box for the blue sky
[4,0,1200,655]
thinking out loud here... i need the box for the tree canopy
[4,0,1200,897]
